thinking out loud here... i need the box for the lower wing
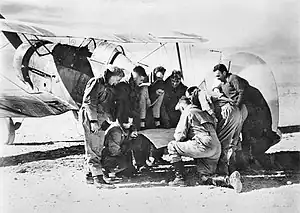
[0,73,78,118]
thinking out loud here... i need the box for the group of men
[79,63,279,192]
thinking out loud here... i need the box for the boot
[155,157,169,165]
[168,161,185,187]
[93,175,116,189]
[228,171,243,193]
[85,172,94,184]
[200,171,242,193]
[216,158,230,176]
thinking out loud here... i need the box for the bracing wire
[137,43,167,63]
[0,42,10,50]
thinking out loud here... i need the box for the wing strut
[175,42,183,78]
[228,60,232,72]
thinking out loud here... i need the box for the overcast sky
[0,0,299,51]
[0,0,299,86]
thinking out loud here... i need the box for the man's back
[174,105,216,143]
[187,106,216,139]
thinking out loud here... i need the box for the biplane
[0,13,280,146]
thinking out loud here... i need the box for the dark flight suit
[148,79,166,127]
[163,77,188,128]
[114,82,133,125]
[116,77,164,130]
[115,77,141,129]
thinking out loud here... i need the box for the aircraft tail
[0,14,22,49]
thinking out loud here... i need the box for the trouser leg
[159,103,171,128]
[168,161,186,186]
[216,104,242,175]
[83,128,105,176]
[152,93,164,127]
[149,145,165,160]
[237,104,248,144]
[167,137,221,186]
[168,137,221,176]
[139,86,151,128]
[130,135,151,168]
[80,109,105,177]
[233,104,252,170]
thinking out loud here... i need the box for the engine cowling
[89,41,135,77]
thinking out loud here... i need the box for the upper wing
[97,31,208,43]
[0,19,208,43]
[0,19,55,37]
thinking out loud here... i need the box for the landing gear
[0,118,21,145]
[72,111,84,136]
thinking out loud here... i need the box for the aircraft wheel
[0,118,16,145]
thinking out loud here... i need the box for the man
[101,120,136,178]
[213,64,279,169]
[148,66,167,128]
[167,97,243,192]
[163,70,188,127]
[118,65,147,130]
[102,119,152,178]
[186,86,242,175]
[113,67,165,167]
[145,69,187,165]
[121,66,164,130]
[80,66,125,189]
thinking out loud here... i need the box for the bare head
[132,66,147,86]
[213,64,228,82]
[104,65,125,86]
[175,96,191,113]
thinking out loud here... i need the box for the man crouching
[102,119,152,179]
[167,96,243,193]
